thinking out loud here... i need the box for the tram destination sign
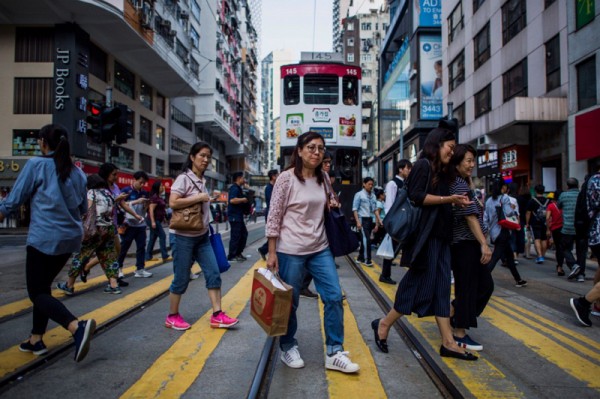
[300,52,344,63]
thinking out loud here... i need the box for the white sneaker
[134,269,153,278]
[189,272,201,280]
[280,346,305,369]
[325,351,360,373]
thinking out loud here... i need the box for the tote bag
[209,224,230,273]
[496,195,521,230]
[322,174,359,257]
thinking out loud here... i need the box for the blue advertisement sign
[413,0,442,30]
[419,34,442,120]
[311,126,334,139]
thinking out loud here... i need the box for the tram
[279,54,362,222]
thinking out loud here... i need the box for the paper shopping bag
[250,268,293,336]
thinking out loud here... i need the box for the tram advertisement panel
[419,34,443,120]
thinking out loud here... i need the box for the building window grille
[171,106,193,131]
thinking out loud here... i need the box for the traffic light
[86,102,103,144]
[100,106,122,143]
[115,104,132,144]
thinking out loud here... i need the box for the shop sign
[476,149,499,177]
[0,159,28,179]
[501,149,518,170]
[80,163,173,193]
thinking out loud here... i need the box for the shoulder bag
[322,173,359,257]
[169,174,205,231]
[82,191,98,241]
[209,224,230,273]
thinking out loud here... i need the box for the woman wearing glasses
[266,132,359,374]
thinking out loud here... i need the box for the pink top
[170,170,210,237]
[266,169,329,255]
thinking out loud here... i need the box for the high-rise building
[332,0,352,52]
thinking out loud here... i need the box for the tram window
[342,76,358,106]
[304,74,339,105]
[335,148,360,184]
[284,75,300,105]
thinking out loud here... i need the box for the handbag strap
[322,172,338,211]
[183,172,205,214]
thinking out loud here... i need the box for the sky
[260,0,333,63]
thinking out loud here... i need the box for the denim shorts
[170,232,221,294]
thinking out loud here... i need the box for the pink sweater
[265,169,329,255]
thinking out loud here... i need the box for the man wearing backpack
[379,159,412,284]
[558,177,588,282]
[525,184,549,264]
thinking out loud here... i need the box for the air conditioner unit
[477,135,487,146]
[183,58,189,64]
[161,20,171,29]
[140,2,153,28]
[180,10,189,20]
[168,29,177,37]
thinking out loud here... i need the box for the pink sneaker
[165,313,191,331]
[210,311,239,328]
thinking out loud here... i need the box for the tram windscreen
[342,76,358,106]
[304,74,338,105]
[283,75,300,105]
[335,148,361,184]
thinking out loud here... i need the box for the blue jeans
[171,233,221,294]
[145,220,169,260]
[277,248,344,355]
[118,226,146,270]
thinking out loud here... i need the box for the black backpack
[533,197,549,223]
[574,178,591,238]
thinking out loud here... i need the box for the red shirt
[546,202,563,231]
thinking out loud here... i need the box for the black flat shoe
[371,319,388,353]
[439,345,477,361]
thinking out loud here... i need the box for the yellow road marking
[366,261,525,398]
[318,295,387,398]
[120,266,255,399]
[0,274,171,378]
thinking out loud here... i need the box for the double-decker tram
[279,53,362,222]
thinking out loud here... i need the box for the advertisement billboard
[413,0,442,31]
[419,34,442,120]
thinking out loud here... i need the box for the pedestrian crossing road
[0,224,598,398]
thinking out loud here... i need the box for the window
[545,0,556,8]
[15,27,53,62]
[304,75,339,105]
[139,153,152,172]
[361,53,372,62]
[13,78,52,114]
[473,0,486,12]
[155,125,165,150]
[361,22,372,30]
[576,0,595,29]
[190,57,199,77]
[139,116,152,145]
[362,85,372,93]
[283,75,300,105]
[474,85,491,118]
[171,135,192,154]
[140,80,153,110]
[577,56,597,110]
[347,22,354,30]
[503,59,528,100]
[454,103,466,127]
[449,51,465,92]
[363,69,372,78]
[110,146,134,170]
[176,39,189,63]
[545,35,560,92]
[191,0,201,20]
[156,159,165,176]
[347,53,354,63]
[12,129,41,156]
[502,0,527,44]
[448,2,464,43]
[156,93,166,117]
[114,61,135,98]
[190,27,200,48]
[89,42,107,81]
[171,106,193,130]
[474,23,490,70]
[347,38,354,46]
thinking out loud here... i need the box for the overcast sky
[260,0,333,62]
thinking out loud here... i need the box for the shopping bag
[376,234,395,259]
[250,268,293,336]
[209,224,230,273]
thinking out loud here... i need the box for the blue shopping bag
[209,224,230,273]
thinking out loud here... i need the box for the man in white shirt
[380,159,412,284]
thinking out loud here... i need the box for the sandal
[557,266,565,276]
[80,269,89,283]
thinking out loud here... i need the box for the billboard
[419,34,442,120]
[413,0,442,31]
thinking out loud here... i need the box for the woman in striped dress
[371,127,477,361]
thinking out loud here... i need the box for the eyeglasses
[198,153,212,160]
[323,160,332,164]
[305,144,326,154]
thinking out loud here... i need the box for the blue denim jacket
[0,157,87,255]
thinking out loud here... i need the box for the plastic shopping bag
[376,234,395,260]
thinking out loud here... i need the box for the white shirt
[384,175,404,213]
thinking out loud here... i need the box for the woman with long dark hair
[266,131,359,373]
[371,128,477,360]
[145,180,170,262]
[0,124,96,362]
[485,179,527,287]
[448,144,494,351]
[166,142,238,331]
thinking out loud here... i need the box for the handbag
[496,195,521,230]
[209,224,230,273]
[169,174,205,231]
[82,192,98,241]
[322,173,359,257]
[251,268,293,336]
[383,160,430,244]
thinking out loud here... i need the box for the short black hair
[363,177,374,184]
[566,177,579,189]
[133,171,149,181]
[268,169,279,179]
[534,184,545,195]
[232,171,244,182]
[86,173,108,190]
[397,159,412,174]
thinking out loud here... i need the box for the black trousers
[26,246,77,335]
[381,238,401,279]
[488,229,522,283]
[451,240,494,329]
[550,229,565,266]
[562,233,588,274]
[228,220,248,258]
[357,217,374,262]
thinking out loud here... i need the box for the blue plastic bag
[209,224,230,273]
